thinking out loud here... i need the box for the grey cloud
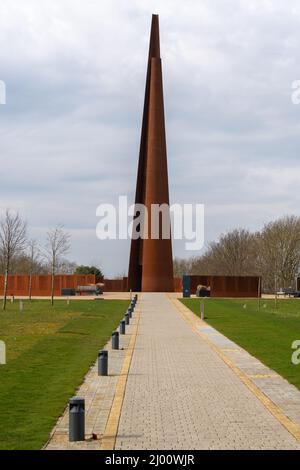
[0,0,300,275]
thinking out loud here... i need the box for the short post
[257,276,261,312]
[98,350,108,376]
[69,397,85,442]
[19,300,23,312]
[120,319,126,335]
[200,301,205,320]
[125,312,130,325]
[128,307,132,319]
[112,331,119,350]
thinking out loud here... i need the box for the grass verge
[181,298,300,391]
[0,299,128,450]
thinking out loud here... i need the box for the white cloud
[0,0,300,275]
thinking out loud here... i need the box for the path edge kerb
[167,294,300,445]
[100,297,142,450]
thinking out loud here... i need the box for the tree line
[0,209,103,310]
[174,215,300,293]
[2,210,299,301]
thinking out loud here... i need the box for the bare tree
[0,210,27,310]
[45,225,70,305]
[259,216,300,292]
[210,229,258,275]
[173,257,194,277]
[189,229,258,276]
[27,239,40,301]
[173,216,300,293]
[115,271,127,280]
[56,259,77,274]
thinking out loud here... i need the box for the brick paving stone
[115,293,300,450]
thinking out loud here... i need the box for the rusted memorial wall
[187,275,261,298]
[174,278,182,292]
[103,278,128,292]
[0,274,96,296]
[103,277,181,292]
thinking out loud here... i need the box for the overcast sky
[1,0,300,276]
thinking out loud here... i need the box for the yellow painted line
[167,295,300,444]
[248,374,279,379]
[100,301,141,450]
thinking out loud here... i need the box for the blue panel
[182,275,191,298]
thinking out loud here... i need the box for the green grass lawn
[181,298,300,391]
[0,299,128,450]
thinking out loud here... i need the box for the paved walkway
[114,293,300,450]
[45,293,300,450]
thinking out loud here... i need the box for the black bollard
[128,307,132,319]
[98,350,108,376]
[69,397,85,442]
[125,312,130,325]
[120,319,126,335]
[112,331,119,350]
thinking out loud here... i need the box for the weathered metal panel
[0,274,96,296]
[186,275,260,298]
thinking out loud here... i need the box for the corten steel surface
[128,14,174,293]
[0,274,96,297]
[103,277,128,292]
[186,275,261,298]
[173,277,182,293]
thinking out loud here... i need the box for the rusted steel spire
[128,15,174,292]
